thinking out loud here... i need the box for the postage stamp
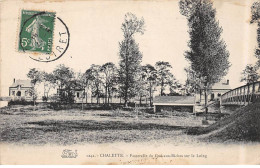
[18,10,69,62]
[19,10,56,54]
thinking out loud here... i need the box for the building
[57,88,85,103]
[153,96,196,113]
[9,78,33,100]
[209,79,231,101]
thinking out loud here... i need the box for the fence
[220,81,260,105]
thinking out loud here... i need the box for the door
[16,91,21,96]
[211,93,214,100]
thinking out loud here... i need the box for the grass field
[1,102,259,146]
[0,105,206,145]
[187,101,260,142]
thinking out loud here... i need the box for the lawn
[186,101,260,142]
[0,105,205,145]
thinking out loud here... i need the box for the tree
[241,64,260,103]
[135,66,148,106]
[27,68,42,109]
[184,66,203,100]
[179,0,230,114]
[241,64,260,84]
[52,64,75,103]
[155,61,175,96]
[85,64,103,104]
[100,62,118,104]
[118,13,145,107]
[169,80,183,96]
[142,64,157,106]
[42,72,56,101]
[251,1,260,68]
[74,72,87,110]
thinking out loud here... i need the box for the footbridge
[220,81,260,106]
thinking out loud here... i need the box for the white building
[9,79,33,100]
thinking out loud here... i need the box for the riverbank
[186,101,260,142]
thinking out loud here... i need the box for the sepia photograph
[0,0,259,165]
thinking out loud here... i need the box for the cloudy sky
[0,0,258,96]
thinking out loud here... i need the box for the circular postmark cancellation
[18,10,70,62]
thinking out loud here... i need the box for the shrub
[42,96,48,102]
[8,99,34,106]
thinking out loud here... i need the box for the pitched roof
[10,80,33,88]
[153,96,195,105]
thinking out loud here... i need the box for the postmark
[18,10,70,62]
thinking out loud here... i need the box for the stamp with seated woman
[19,10,55,54]
[18,10,70,62]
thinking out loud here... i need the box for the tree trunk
[139,96,142,105]
[81,97,84,111]
[85,91,88,104]
[247,84,250,105]
[204,83,208,121]
[199,89,202,103]
[33,98,36,111]
[33,86,36,111]
[108,87,110,104]
[252,82,256,103]
[124,38,129,107]
[124,96,128,107]
[149,84,152,107]
[105,86,107,104]
[46,92,49,102]
[160,80,164,96]
[110,91,112,103]
[124,89,128,107]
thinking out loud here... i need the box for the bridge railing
[220,81,260,106]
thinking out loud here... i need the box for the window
[16,91,21,96]
[12,91,15,96]
[77,92,80,98]
[25,91,28,96]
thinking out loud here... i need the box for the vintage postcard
[0,0,260,165]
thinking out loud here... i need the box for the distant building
[153,96,196,113]
[9,78,33,100]
[57,88,85,103]
[209,79,231,100]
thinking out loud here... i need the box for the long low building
[153,96,196,113]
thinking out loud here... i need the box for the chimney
[13,78,15,83]
[227,79,229,85]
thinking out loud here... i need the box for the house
[73,88,85,103]
[153,96,196,113]
[9,78,33,100]
[57,87,85,103]
[209,79,231,101]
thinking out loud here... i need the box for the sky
[0,0,258,97]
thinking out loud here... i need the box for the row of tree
[26,13,182,107]
[27,61,180,106]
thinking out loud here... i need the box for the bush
[42,96,48,102]
[8,99,34,106]
[48,102,62,110]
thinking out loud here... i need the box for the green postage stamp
[19,10,56,54]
